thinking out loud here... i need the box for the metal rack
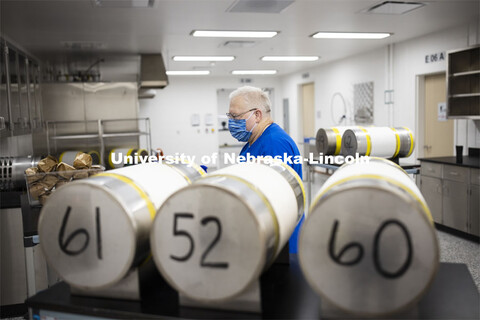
[46,118,152,165]
[1,39,43,138]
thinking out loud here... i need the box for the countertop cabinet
[420,175,443,223]
[443,179,468,232]
[419,158,479,235]
[469,168,479,236]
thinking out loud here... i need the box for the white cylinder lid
[299,184,438,316]
[151,184,265,302]
[39,181,141,289]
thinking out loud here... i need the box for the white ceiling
[1,0,479,76]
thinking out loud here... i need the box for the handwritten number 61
[58,206,102,260]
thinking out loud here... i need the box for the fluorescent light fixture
[166,71,210,75]
[232,70,277,75]
[173,56,235,62]
[261,56,319,61]
[192,30,278,38]
[311,32,391,39]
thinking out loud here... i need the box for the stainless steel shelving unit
[46,118,152,165]
[1,39,43,138]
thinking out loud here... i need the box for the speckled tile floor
[437,229,480,291]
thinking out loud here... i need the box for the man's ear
[255,109,263,122]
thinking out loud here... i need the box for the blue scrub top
[240,123,304,253]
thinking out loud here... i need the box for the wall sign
[425,52,445,64]
[438,102,447,121]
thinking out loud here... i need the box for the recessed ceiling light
[173,56,235,62]
[364,1,425,15]
[232,70,277,75]
[166,71,210,75]
[192,30,278,38]
[311,32,391,39]
[261,56,319,61]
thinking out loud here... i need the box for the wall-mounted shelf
[447,45,480,119]
[46,118,152,166]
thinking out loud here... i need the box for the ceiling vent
[362,1,425,15]
[61,41,107,50]
[226,0,294,13]
[140,54,168,89]
[92,0,155,8]
[223,41,256,48]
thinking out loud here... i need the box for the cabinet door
[420,175,443,223]
[443,180,468,232]
[469,185,479,236]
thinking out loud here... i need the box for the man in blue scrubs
[227,86,303,253]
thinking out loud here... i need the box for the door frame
[415,71,447,159]
[297,82,315,143]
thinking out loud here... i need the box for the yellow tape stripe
[207,173,280,261]
[59,152,65,163]
[185,161,207,177]
[391,128,401,158]
[96,172,156,220]
[359,127,372,156]
[165,164,193,184]
[403,127,414,157]
[310,173,433,224]
[277,160,306,214]
[166,159,206,183]
[332,127,342,155]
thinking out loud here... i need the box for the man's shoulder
[260,123,299,154]
[264,123,295,143]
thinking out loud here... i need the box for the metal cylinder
[315,126,359,155]
[87,150,101,165]
[59,151,102,166]
[299,158,438,316]
[0,155,41,191]
[342,126,414,158]
[150,161,305,302]
[38,162,205,290]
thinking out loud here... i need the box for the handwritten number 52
[170,213,229,269]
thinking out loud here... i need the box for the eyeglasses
[226,108,257,120]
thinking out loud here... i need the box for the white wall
[140,22,479,164]
[279,22,480,161]
[138,76,281,167]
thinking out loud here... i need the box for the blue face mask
[228,111,257,142]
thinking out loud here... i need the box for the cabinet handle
[449,171,459,176]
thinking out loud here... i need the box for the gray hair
[229,86,272,114]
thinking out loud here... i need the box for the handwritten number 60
[328,219,412,278]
